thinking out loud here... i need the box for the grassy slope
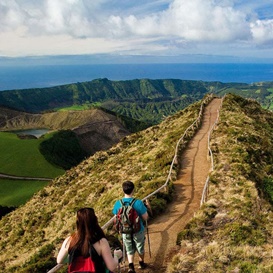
[0,79,211,113]
[0,96,209,272]
[0,132,64,177]
[2,94,273,272]
[168,94,273,273]
[216,81,273,110]
[0,179,48,207]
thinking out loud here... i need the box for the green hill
[0,94,208,272]
[0,106,142,174]
[1,78,273,125]
[0,78,210,112]
[0,78,214,124]
[0,179,48,207]
[1,94,273,272]
[0,107,135,208]
[0,132,64,178]
[170,94,273,272]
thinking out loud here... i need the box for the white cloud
[105,0,252,45]
[0,0,273,57]
[251,19,273,44]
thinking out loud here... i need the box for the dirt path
[0,172,52,181]
[137,98,222,273]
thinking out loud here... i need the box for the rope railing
[101,94,213,231]
[47,94,214,273]
[200,95,225,206]
[141,94,212,203]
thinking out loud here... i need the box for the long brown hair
[68,208,105,257]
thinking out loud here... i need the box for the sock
[129,263,135,270]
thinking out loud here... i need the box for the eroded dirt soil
[129,98,222,273]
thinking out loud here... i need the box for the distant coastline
[0,63,272,91]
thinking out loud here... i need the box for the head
[122,180,135,195]
[76,207,98,234]
[69,207,105,257]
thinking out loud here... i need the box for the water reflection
[12,129,50,138]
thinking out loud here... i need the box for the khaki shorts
[122,230,146,255]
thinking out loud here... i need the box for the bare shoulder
[93,237,109,256]
[63,236,72,247]
[99,237,109,245]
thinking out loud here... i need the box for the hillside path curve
[138,98,222,273]
[0,172,52,181]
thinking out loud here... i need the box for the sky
[1,0,273,63]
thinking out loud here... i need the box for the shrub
[263,177,273,204]
[11,244,56,273]
[39,130,87,169]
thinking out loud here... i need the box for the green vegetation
[0,132,64,177]
[56,102,101,111]
[0,179,48,207]
[2,79,273,126]
[0,205,16,219]
[0,95,207,272]
[0,79,211,121]
[170,94,273,273]
[39,130,88,170]
[3,88,273,272]
[215,81,273,110]
[263,177,273,203]
[96,106,151,132]
[100,96,196,124]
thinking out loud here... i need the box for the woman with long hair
[57,207,122,272]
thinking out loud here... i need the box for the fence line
[101,95,214,231]
[200,95,224,206]
[47,94,214,273]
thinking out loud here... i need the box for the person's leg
[134,231,147,269]
[123,234,136,273]
[139,252,145,262]
[127,254,135,273]
[127,253,135,263]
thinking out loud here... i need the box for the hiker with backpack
[57,207,123,273]
[113,181,148,273]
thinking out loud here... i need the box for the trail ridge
[141,98,222,273]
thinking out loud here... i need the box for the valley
[1,79,273,272]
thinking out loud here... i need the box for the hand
[114,249,123,260]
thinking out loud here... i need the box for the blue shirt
[112,197,147,231]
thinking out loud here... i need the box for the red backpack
[115,198,141,234]
[68,255,95,273]
[68,244,108,273]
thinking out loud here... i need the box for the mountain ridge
[0,106,141,158]
[1,78,273,125]
[1,94,273,272]
[0,95,206,272]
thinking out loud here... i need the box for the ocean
[0,63,273,91]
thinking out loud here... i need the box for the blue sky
[1,0,273,63]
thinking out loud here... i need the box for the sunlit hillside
[0,95,209,272]
[168,94,273,272]
[1,94,273,273]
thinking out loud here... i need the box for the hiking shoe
[128,263,135,273]
[138,261,147,269]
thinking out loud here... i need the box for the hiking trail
[136,98,222,273]
[48,98,222,273]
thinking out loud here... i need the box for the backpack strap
[120,198,136,206]
[90,244,106,273]
[68,247,75,265]
[129,198,137,207]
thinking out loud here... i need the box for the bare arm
[142,211,148,222]
[98,238,122,272]
[57,237,70,264]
